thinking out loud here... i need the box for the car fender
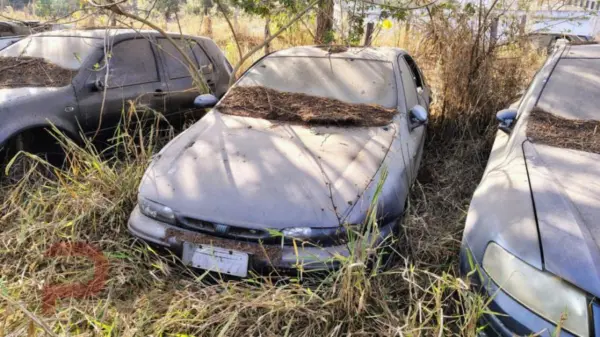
[461,133,543,272]
[0,87,82,148]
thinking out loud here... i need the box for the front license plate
[182,242,249,277]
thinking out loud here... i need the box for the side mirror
[409,105,428,130]
[496,108,518,134]
[194,94,218,109]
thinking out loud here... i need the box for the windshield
[537,58,600,120]
[237,56,397,108]
[0,36,101,70]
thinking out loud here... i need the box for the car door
[398,56,426,175]
[77,37,168,135]
[157,37,216,118]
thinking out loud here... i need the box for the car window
[158,38,197,79]
[399,57,419,110]
[191,42,211,68]
[105,38,159,87]
[403,55,425,89]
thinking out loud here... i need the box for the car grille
[177,216,272,241]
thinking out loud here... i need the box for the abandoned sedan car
[0,29,231,167]
[460,43,600,336]
[129,46,432,276]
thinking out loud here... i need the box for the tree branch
[357,0,438,11]
[228,0,320,87]
[215,0,243,63]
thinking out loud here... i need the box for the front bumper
[128,205,398,272]
[459,246,581,337]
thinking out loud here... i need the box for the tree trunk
[204,0,212,15]
[519,14,527,36]
[264,16,271,54]
[490,16,499,49]
[203,15,213,36]
[364,21,374,46]
[403,17,411,48]
[0,0,5,13]
[315,0,334,44]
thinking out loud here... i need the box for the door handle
[154,89,166,97]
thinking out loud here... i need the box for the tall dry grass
[0,7,543,336]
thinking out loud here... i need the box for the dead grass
[219,86,397,126]
[0,122,489,335]
[0,56,76,88]
[528,107,600,153]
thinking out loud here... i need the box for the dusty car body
[459,43,600,336]
[128,46,432,276]
[0,29,231,164]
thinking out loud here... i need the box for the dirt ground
[0,56,76,88]
[528,107,600,154]
[218,86,397,127]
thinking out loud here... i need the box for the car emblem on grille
[214,224,230,234]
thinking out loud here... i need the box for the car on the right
[460,43,600,336]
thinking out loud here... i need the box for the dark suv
[0,28,231,165]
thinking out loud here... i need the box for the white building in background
[526,10,600,37]
[494,0,600,37]
[333,0,600,40]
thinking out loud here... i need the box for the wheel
[1,128,65,184]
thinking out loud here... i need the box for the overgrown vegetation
[0,1,543,335]
[528,107,600,154]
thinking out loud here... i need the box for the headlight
[281,226,352,245]
[483,243,588,337]
[138,198,176,224]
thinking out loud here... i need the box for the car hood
[139,109,396,229]
[524,142,600,297]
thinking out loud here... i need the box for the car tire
[1,128,65,184]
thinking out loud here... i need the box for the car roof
[31,28,160,39]
[562,43,600,59]
[268,46,407,62]
[29,28,214,41]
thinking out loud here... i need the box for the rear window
[537,58,600,120]
[0,36,100,70]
